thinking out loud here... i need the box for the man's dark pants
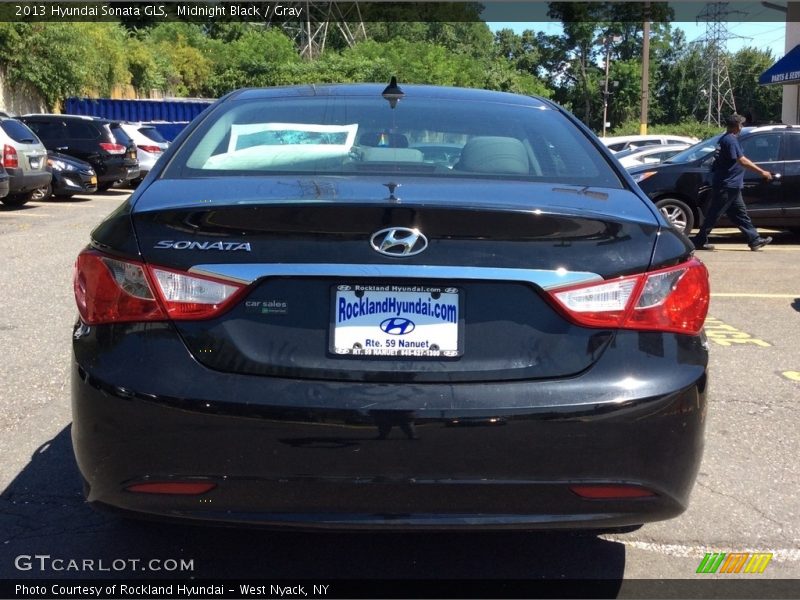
[693,186,759,246]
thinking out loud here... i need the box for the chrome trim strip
[189,264,603,290]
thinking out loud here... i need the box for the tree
[729,47,782,124]
[0,23,129,109]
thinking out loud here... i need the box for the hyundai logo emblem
[370,227,428,257]
[380,317,416,335]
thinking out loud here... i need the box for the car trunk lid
[129,177,659,383]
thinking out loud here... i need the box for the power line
[697,2,743,125]
[275,1,367,59]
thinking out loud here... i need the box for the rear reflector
[126,481,216,495]
[548,258,709,335]
[73,248,245,324]
[569,485,657,499]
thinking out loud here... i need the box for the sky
[487,21,788,60]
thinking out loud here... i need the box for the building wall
[0,68,47,115]
[782,3,800,124]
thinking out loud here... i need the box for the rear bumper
[7,170,51,194]
[72,322,708,530]
[136,151,158,173]
[53,171,97,196]
[94,159,139,184]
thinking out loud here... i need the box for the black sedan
[71,83,711,531]
[630,125,797,234]
[32,151,98,201]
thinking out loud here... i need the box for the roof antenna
[382,76,404,109]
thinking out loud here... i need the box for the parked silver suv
[0,115,50,207]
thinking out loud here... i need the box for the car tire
[30,183,52,201]
[1,192,32,207]
[656,198,694,234]
[97,182,113,193]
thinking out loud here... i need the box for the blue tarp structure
[63,97,216,140]
[65,97,214,122]
[759,45,800,85]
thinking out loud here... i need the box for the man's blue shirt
[713,132,745,189]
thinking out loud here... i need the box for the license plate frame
[330,283,463,359]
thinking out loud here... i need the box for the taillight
[548,258,709,335]
[73,249,245,325]
[3,144,18,168]
[138,145,162,153]
[150,266,244,320]
[99,142,126,155]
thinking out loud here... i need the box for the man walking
[692,114,773,251]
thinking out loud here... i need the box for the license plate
[30,158,42,169]
[89,176,97,185]
[331,284,462,358]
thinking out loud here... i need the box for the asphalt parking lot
[0,191,798,596]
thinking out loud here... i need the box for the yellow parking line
[711,293,798,298]
[704,317,771,347]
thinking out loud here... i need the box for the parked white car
[118,123,170,185]
[602,134,698,153]
[615,143,690,169]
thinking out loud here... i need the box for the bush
[608,118,722,141]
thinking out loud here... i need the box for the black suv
[20,115,139,192]
[629,125,798,234]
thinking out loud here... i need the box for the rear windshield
[110,125,134,146]
[1,119,40,144]
[138,126,168,144]
[166,95,623,187]
[666,135,722,164]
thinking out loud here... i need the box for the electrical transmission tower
[697,2,743,126]
[276,2,367,59]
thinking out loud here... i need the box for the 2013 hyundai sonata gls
[71,82,710,530]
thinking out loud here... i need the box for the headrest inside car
[455,136,529,174]
[359,132,409,148]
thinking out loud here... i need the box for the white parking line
[713,247,800,252]
[0,212,54,218]
[711,293,798,298]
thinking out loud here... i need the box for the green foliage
[0,16,781,130]
[609,118,722,141]
[0,22,130,109]
[729,47,782,124]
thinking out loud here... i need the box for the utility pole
[603,40,612,138]
[602,36,621,138]
[640,5,650,135]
